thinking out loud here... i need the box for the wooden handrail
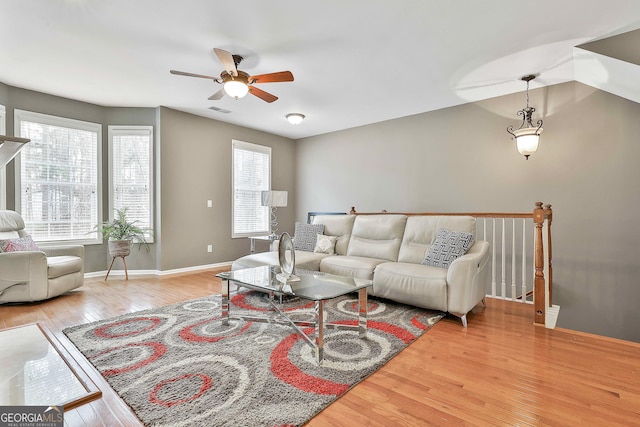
[350,207,533,219]
[349,202,553,326]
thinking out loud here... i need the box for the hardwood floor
[2,271,639,426]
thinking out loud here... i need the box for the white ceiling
[2,0,640,139]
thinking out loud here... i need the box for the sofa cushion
[0,231,20,240]
[346,215,406,262]
[320,255,387,280]
[312,215,355,256]
[0,235,40,253]
[232,250,329,272]
[47,255,83,279]
[314,234,337,254]
[293,222,325,252]
[422,228,475,269]
[373,262,448,311]
[398,215,476,263]
[0,210,26,232]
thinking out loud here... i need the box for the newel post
[545,204,553,307]
[533,202,546,326]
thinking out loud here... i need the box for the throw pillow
[314,234,338,254]
[293,222,325,252]
[0,235,41,253]
[422,228,474,269]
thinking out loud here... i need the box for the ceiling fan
[170,48,294,103]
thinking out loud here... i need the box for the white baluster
[511,218,516,301]
[491,218,496,297]
[501,218,506,299]
[522,218,527,303]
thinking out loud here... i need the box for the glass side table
[248,234,279,254]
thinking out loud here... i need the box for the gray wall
[296,81,640,343]
[0,86,297,273]
[157,107,296,271]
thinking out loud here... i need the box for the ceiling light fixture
[223,79,249,99]
[286,113,305,125]
[507,75,543,160]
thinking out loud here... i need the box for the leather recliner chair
[0,210,84,303]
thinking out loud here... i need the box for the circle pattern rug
[64,290,444,427]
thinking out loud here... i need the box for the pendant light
[507,75,543,159]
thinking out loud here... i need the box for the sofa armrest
[446,241,491,315]
[40,244,85,259]
[0,251,49,300]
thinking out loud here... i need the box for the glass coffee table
[217,266,372,365]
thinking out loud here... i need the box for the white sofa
[232,214,491,326]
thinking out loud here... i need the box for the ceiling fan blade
[170,69,217,80]
[214,48,238,77]
[248,86,278,103]
[250,71,294,84]
[208,88,226,100]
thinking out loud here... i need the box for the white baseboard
[545,304,560,329]
[84,261,233,279]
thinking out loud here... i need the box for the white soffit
[574,47,640,104]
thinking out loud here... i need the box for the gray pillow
[422,228,474,269]
[293,222,325,252]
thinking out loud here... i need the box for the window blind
[232,140,270,237]
[109,126,153,242]
[16,110,101,243]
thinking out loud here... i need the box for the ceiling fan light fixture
[507,75,543,160]
[224,80,249,99]
[286,113,305,125]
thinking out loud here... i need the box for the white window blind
[232,140,270,237]
[109,126,153,242]
[15,110,101,243]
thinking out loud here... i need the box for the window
[232,140,270,237]
[15,110,101,243]
[0,104,5,209]
[108,126,153,241]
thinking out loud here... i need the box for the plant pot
[108,240,131,257]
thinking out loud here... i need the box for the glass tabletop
[218,266,372,301]
[0,323,99,409]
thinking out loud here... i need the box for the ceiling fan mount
[170,48,294,103]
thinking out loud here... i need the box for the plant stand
[106,240,131,281]
[105,255,128,281]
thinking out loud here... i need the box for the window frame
[0,104,6,209]
[108,125,154,243]
[14,109,103,245]
[231,139,271,238]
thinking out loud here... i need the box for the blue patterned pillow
[422,228,474,269]
[293,222,325,252]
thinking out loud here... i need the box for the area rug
[63,290,444,427]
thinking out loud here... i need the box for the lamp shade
[513,128,541,158]
[261,190,288,207]
[0,135,30,169]
[224,80,249,99]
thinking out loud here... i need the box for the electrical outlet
[207,244,213,253]
[207,200,213,208]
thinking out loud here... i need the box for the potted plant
[95,208,152,257]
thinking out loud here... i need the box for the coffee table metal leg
[315,299,324,364]
[358,287,368,338]
[221,277,229,326]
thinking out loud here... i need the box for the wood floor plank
[1,270,639,426]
